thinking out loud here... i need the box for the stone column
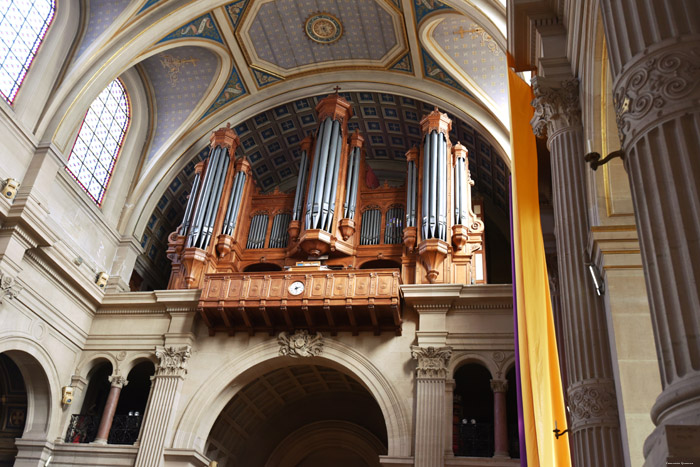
[531,76,625,465]
[411,345,451,467]
[134,345,191,467]
[444,379,455,457]
[94,375,128,444]
[599,2,700,464]
[490,379,509,457]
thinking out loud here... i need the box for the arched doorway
[0,354,27,465]
[205,364,387,466]
[453,362,494,457]
[0,350,52,466]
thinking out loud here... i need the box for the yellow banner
[508,66,571,467]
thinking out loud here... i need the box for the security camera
[61,386,74,405]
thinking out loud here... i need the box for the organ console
[167,91,485,336]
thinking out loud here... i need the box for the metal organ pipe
[292,150,308,221]
[305,119,327,228]
[320,120,341,230]
[437,133,446,240]
[222,169,246,236]
[200,149,230,249]
[429,131,438,239]
[348,146,361,219]
[343,147,356,218]
[325,123,343,231]
[460,157,468,224]
[422,136,430,239]
[187,146,221,247]
[180,170,201,235]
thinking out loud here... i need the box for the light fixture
[584,140,624,170]
[587,263,605,296]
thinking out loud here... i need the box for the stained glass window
[0,0,55,103]
[66,79,130,205]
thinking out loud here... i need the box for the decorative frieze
[155,345,191,377]
[411,345,452,378]
[278,330,323,358]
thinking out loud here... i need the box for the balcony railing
[65,414,142,445]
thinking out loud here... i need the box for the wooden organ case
[167,92,486,336]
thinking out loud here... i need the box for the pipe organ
[167,92,486,336]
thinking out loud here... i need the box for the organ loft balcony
[166,92,487,337]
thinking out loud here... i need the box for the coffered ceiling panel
[236,0,407,76]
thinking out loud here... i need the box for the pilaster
[134,345,191,467]
[531,75,625,465]
[412,345,452,467]
[599,2,700,463]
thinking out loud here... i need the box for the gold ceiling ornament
[160,54,199,86]
[304,12,343,44]
[453,24,501,56]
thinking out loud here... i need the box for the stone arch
[120,352,158,377]
[265,420,385,467]
[0,338,59,440]
[172,339,411,457]
[75,352,117,379]
[449,351,498,379]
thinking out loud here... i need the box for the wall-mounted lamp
[553,420,569,440]
[587,263,605,296]
[584,141,624,170]
[61,386,74,405]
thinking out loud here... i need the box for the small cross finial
[226,122,231,128]
[333,85,341,94]
[453,26,467,38]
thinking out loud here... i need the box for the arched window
[0,0,55,103]
[66,79,130,205]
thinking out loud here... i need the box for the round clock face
[288,281,305,296]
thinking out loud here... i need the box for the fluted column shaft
[412,346,451,467]
[94,375,128,444]
[135,346,191,467]
[491,379,509,457]
[531,77,624,466]
[600,0,700,432]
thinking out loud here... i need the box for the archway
[172,339,411,459]
[205,364,387,466]
[0,350,52,466]
[453,362,494,457]
[0,354,26,464]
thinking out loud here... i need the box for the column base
[13,438,54,467]
[93,438,108,445]
[644,424,700,467]
[379,455,414,466]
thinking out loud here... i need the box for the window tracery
[66,79,130,205]
[0,0,55,103]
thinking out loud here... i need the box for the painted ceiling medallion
[305,13,343,44]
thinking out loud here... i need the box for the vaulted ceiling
[50,0,510,287]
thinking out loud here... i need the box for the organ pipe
[292,147,309,221]
[187,146,221,248]
[200,151,230,249]
[180,165,202,235]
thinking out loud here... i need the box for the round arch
[172,339,411,457]
[0,338,59,440]
[449,351,498,379]
[265,420,385,467]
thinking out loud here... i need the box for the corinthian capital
[411,345,452,379]
[530,76,582,139]
[155,345,192,377]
